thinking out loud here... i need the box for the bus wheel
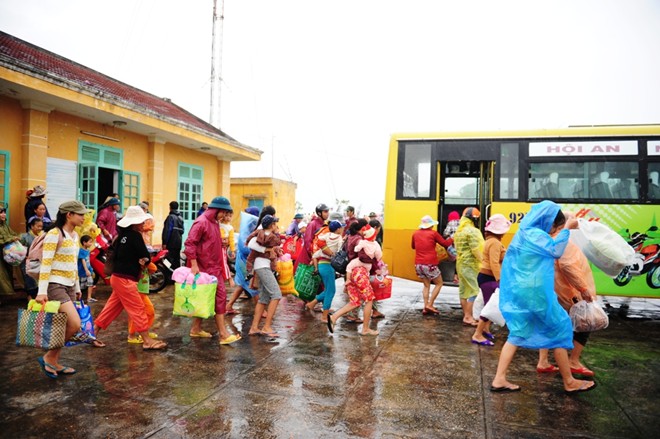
[613,267,632,287]
[646,266,660,289]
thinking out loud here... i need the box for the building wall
[230,177,297,229]
[0,96,24,228]
[0,94,230,240]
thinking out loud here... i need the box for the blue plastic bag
[499,201,574,349]
[65,301,95,347]
[233,211,259,296]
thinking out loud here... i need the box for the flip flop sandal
[565,381,597,395]
[490,385,521,393]
[327,315,335,333]
[189,330,213,338]
[260,332,280,338]
[471,339,494,346]
[127,336,144,344]
[37,357,58,379]
[483,332,495,341]
[55,366,77,375]
[225,309,239,315]
[219,334,241,345]
[143,341,168,351]
[570,366,595,377]
[537,365,560,373]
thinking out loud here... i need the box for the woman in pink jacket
[184,196,241,345]
[96,197,120,239]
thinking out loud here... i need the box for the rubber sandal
[143,340,168,351]
[260,331,280,338]
[55,366,76,375]
[490,385,521,393]
[471,339,494,346]
[219,334,241,345]
[483,332,495,341]
[537,365,560,373]
[37,357,58,379]
[570,366,595,377]
[127,336,144,344]
[148,332,158,339]
[565,381,597,395]
[327,315,335,333]
[225,308,239,315]
[189,330,213,338]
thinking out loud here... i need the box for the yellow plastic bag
[276,260,298,295]
[27,299,61,313]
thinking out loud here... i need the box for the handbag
[330,241,349,274]
[16,301,67,349]
[65,300,96,347]
[173,274,217,319]
[103,238,117,277]
[370,275,393,301]
[294,263,321,302]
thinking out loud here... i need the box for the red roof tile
[0,31,237,143]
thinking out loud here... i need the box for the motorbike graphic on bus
[614,226,660,289]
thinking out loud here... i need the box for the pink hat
[418,215,439,229]
[485,214,512,235]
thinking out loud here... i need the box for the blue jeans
[315,262,336,311]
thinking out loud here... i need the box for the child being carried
[246,215,282,288]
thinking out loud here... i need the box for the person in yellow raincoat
[453,207,484,326]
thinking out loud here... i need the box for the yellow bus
[383,125,660,298]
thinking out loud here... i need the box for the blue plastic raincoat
[233,211,259,297]
[499,200,573,349]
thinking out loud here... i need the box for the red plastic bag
[282,236,303,261]
[370,275,392,301]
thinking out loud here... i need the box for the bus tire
[646,266,660,289]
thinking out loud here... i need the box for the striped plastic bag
[16,302,67,350]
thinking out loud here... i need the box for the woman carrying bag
[35,201,105,379]
[94,206,167,351]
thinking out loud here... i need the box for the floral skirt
[346,266,375,306]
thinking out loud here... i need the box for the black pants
[166,247,182,270]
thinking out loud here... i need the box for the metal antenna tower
[209,0,224,128]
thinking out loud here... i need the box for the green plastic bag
[137,270,149,294]
[173,276,217,319]
[294,264,321,302]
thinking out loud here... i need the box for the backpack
[25,228,63,280]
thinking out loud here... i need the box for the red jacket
[96,206,117,238]
[297,216,325,266]
[411,229,452,265]
[184,209,226,279]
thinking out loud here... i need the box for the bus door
[438,161,494,231]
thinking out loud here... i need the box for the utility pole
[209,0,224,128]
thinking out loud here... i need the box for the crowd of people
[4,186,598,396]
[412,202,598,395]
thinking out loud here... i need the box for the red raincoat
[183,209,226,279]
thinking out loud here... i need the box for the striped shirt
[37,228,81,296]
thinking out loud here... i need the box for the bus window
[649,163,660,200]
[528,161,639,201]
[399,143,433,198]
[499,143,519,199]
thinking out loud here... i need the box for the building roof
[0,31,258,155]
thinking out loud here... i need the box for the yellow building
[230,177,297,228]
[0,31,262,242]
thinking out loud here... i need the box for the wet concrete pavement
[1,278,659,439]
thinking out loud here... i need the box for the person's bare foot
[360,329,379,336]
[463,318,478,326]
[491,379,519,390]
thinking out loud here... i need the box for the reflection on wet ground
[1,279,658,438]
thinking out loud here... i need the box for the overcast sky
[2,0,660,215]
